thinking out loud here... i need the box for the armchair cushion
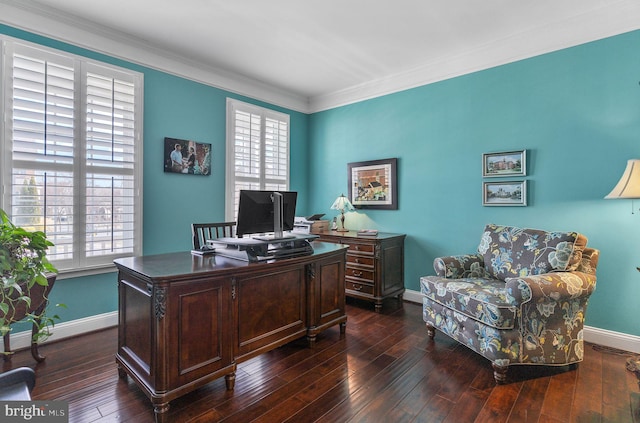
[421,276,519,330]
[478,223,587,281]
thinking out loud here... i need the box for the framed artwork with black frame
[164,137,212,176]
[348,158,397,209]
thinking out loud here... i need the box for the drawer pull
[354,258,360,264]
[354,246,360,250]
[352,270,363,277]
[352,283,363,291]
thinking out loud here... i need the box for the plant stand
[2,274,56,362]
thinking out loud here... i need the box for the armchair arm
[505,271,597,304]
[433,253,486,278]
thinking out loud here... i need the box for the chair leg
[426,322,436,339]
[492,361,509,384]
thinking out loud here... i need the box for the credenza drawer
[346,267,374,281]
[347,243,375,254]
[346,280,374,295]
[347,254,374,267]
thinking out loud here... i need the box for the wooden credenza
[114,242,347,423]
[315,231,406,312]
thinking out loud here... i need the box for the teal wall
[2,23,640,337]
[309,30,640,335]
[0,25,310,330]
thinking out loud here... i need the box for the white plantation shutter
[84,67,137,260]
[226,99,290,222]
[1,38,143,274]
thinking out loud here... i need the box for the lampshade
[605,159,640,199]
[330,194,355,211]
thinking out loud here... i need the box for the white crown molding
[0,0,310,113]
[2,1,639,114]
[309,0,640,112]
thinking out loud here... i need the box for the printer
[293,214,327,234]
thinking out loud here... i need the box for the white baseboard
[402,288,640,354]
[2,311,118,354]
[6,291,640,357]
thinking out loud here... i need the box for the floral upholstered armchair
[420,224,599,383]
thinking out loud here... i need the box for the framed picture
[482,150,526,177]
[483,181,527,206]
[164,137,212,176]
[348,158,397,209]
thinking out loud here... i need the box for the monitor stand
[209,233,319,262]
[253,233,296,242]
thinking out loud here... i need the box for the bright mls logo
[1,401,68,422]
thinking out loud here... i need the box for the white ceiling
[2,0,640,112]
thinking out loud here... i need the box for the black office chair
[191,222,237,250]
[0,367,36,400]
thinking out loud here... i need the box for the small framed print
[483,181,527,206]
[348,158,397,209]
[482,150,526,177]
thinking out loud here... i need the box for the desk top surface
[114,241,347,281]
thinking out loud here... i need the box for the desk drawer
[347,243,375,254]
[347,254,374,267]
[346,267,374,281]
[346,280,374,295]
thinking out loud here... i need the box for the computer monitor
[236,190,297,240]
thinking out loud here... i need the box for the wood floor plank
[506,375,549,422]
[0,301,628,423]
[540,368,578,421]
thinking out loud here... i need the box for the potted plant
[0,207,62,361]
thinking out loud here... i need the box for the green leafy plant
[0,208,63,352]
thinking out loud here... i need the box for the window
[225,98,290,221]
[1,37,143,275]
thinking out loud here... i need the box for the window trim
[0,35,144,278]
[225,98,290,222]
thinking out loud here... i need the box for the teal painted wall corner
[308,29,640,336]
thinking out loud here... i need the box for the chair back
[192,222,236,249]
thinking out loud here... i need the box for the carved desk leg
[225,372,236,390]
[153,402,170,423]
[340,322,346,335]
[307,333,317,347]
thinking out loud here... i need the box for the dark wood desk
[114,242,347,423]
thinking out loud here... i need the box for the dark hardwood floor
[3,299,638,422]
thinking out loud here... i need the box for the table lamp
[605,159,640,211]
[330,194,354,232]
